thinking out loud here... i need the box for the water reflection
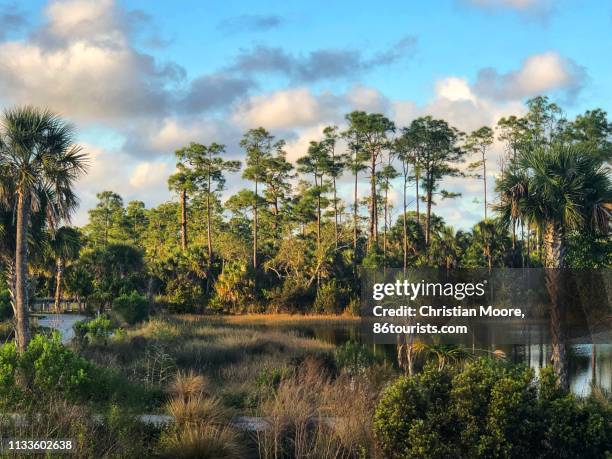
[275,323,611,396]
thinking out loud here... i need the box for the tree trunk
[253,180,258,269]
[425,185,432,246]
[369,150,378,248]
[54,257,64,312]
[383,181,389,268]
[415,169,420,225]
[544,221,569,392]
[180,189,188,251]
[206,175,213,261]
[330,143,338,249]
[482,151,487,221]
[353,169,358,252]
[15,192,31,353]
[403,175,408,272]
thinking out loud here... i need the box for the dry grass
[157,423,246,459]
[168,369,209,400]
[205,313,360,327]
[256,358,378,459]
[166,395,230,427]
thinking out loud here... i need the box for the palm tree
[48,226,82,312]
[495,143,611,390]
[0,106,87,352]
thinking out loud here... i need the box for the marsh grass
[159,370,246,458]
[256,358,378,458]
[2,397,159,458]
[82,314,338,413]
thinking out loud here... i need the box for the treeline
[19,96,608,320]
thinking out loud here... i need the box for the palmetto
[495,143,611,390]
[0,106,88,351]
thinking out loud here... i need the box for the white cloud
[129,161,172,189]
[345,85,391,112]
[0,0,180,123]
[435,77,477,102]
[232,88,337,129]
[74,143,173,225]
[475,52,585,100]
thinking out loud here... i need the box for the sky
[0,0,610,228]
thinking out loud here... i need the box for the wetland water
[272,321,612,396]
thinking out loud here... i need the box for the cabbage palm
[0,106,87,352]
[48,226,82,312]
[495,143,611,390]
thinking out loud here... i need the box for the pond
[271,321,612,397]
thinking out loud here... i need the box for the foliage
[74,314,114,346]
[313,279,350,314]
[335,340,379,376]
[113,291,149,325]
[374,358,612,459]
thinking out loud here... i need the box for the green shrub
[113,291,149,325]
[335,340,379,376]
[374,359,612,458]
[21,333,93,399]
[73,315,114,346]
[313,279,349,314]
[0,341,19,404]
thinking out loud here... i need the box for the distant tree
[261,144,293,237]
[561,108,612,162]
[241,128,281,269]
[342,123,369,253]
[465,126,494,221]
[125,200,148,246]
[345,111,395,249]
[407,117,465,251]
[48,226,82,312]
[85,191,126,247]
[297,141,331,254]
[174,142,240,261]
[322,125,344,248]
[168,149,197,251]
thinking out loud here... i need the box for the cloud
[474,52,586,101]
[228,35,417,83]
[122,117,243,159]
[74,143,173,224]
[217,14,284,33]
[129,161,172,188]
[181,73,254,113]
[0,3,27,39]
[0,0,184,123]
[232,88,339,130]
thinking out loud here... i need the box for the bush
[21,333,93,399]
[113,291,149,325]
[313,279,349,314]
[335,340,379,376]
[74,315,114,346]
[374,359,612,458]
[0,341,19,404]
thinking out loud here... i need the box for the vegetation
[0,96,609,456]
[374,359,611,458]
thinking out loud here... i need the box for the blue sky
[0,0,610,227]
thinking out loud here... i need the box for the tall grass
[158,370,246,458]
[256,358,378,459]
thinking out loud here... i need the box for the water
[276,322,612,396]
